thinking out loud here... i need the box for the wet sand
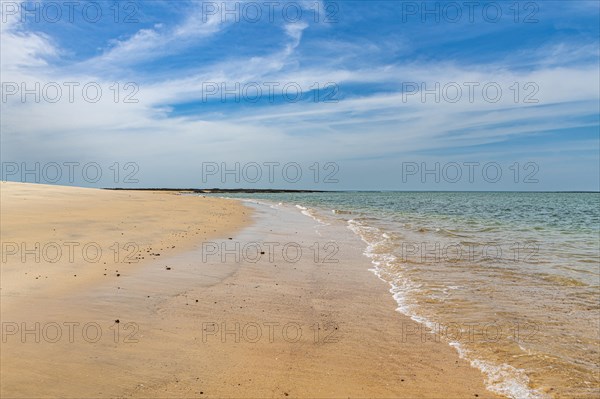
[1,183,501,398]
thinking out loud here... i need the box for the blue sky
[1,0,599,190]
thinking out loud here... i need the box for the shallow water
[215,192,600,398]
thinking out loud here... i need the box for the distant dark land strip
[105,188,331,193]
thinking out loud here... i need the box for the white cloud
[86,2,225,68]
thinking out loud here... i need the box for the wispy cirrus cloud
[90,3,226,67]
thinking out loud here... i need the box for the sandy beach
[1,182,501,398]
[3,2,598,397]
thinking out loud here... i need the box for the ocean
[210,192,600,398]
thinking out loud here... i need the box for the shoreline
[1,183,501,398]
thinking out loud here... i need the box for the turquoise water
[214,192,600,398]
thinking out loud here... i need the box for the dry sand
[0,182,249,306]
[0,182,502,398]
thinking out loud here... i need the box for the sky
[1,0,599,191]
